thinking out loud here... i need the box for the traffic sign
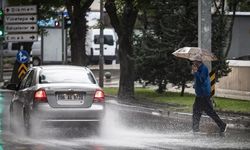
[5,15,37,23]
[18,63,28,79]
[4,5,37,15]
[4,5,38,42]
[5,24,38,32]
[210,71,216,97]
[5,33,38,42]
[16,50,29,63]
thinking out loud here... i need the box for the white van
[86,28,118,64]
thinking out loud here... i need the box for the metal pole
[99,0,104,88]
[198,0,212,72]
[0,0,3,83]
[0,39,3,83]
[62,12,65,64]
[41,29,44,65]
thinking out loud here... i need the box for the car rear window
[39,69,96,84]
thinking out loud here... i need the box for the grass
[104,87,250,114]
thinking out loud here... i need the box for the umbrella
[172,47,217,61]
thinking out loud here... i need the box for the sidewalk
[106,96,250,131]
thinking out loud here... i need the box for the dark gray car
[8,65,105,135]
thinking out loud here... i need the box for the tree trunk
[156,80,164,94]
[10,42,33,84]
[69,11,87,66]
[118,35,135,100]
[65,0,93,66]
[180,80,186,97]
[105,0,138,101]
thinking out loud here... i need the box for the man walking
[191,56,227,133]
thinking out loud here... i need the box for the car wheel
[90,122,101,136]
[23,108,31,136]
[10,102,23,134]
[9,104,15,132]
[33,57,40,66]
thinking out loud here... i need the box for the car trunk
[39,83,99,108]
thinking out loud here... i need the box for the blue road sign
[16,50,29,63]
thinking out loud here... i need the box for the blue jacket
[193,63,211,97]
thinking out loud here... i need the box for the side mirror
[6,83,18,91]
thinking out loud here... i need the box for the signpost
[18,63,28,79]
[16,50,29,63]
[16,50,29,79]
[5,15,37,23]
[5,24,38,32]
[4,5,38,42]
[4,5,37,14]
[5,33,38,42]
[4,5,38,80]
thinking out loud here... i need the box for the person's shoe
[220,124,228,133]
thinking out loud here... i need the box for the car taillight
[34,89,47,102]
[93,90,105,102]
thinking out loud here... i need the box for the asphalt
[1,65,250,131]
[0,87,250,134]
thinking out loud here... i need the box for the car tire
[91,122,101,136]
[23,108,31,136]
[33,57,40,66]
[9,104,15,132]
[9,102,22,134]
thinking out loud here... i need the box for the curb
[105,95,250,130]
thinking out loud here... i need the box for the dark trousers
[192,96,226,132]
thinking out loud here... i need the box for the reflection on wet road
[1,91,250,150]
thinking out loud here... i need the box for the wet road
[0,91,250,150]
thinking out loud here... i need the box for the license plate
[57,93,84,100]
[57,93,85,105]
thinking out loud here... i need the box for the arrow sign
[16,50,30,63]
[18,63,28,79]
[5,24,38,33]
[5,15,37,23]
[5,33,38,42]
[4,5,37,15]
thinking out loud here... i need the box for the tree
[135,0,239,95]
[135,0,197,95]
[228,0,250,11]
[212,0,239,78]
[65,0,94,66]
[104,0,139,100]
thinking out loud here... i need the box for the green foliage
[135,0,236,93]
[227,0,250,11]
[134,0,197,94]
[114,0,151,23]
[211,0,238,78]
[104,87,250,113]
